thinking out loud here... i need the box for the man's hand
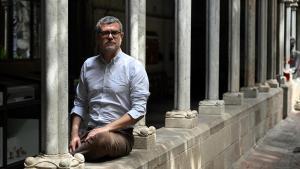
[84,113,138,141]
[69,114,82,153]
[69,134,81,152]
[85,126,110,141]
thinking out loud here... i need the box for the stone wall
[85,88,284,169]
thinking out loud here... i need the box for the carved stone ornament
[24,153,85,169]
[133,126,156,137]
[165,110,198,119]
[198,100,225,106]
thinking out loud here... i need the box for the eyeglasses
[97,30,121,38]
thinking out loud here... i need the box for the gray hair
[95,16,123,33]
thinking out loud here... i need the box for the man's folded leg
[73,129,134,161]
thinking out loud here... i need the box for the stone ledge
[84,88,284,169]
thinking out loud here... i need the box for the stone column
[198,0,225,114]
[241,0,259,98]
[127,0,139,59]
[285,2,292,72]
[292,1,300,110]
[223,0,244,105]
[24,0,84,168]
[298,3,300,50]
[267,0,280,88]
[291,2,298,44]
[256,0,270,92]
[277,0,286,84]
[291,1,298,80]
[138,0,146,66]
[1,0,9,56]
[126,0,156,149]
[297,5,300,50]
[165,0,198,128]
[127,0,142,125]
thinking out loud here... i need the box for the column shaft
[206,0,220,100]
[57,0,68,154]
[127,0,139,60]
[1,0,8,52]
[267,0,278,79]
[244,0,256,87]
[127,0,146,65]
[297,8,300,50]
[166,0,196,128]
[257,0,268,83]
[278,1,285,75]
[285,6,291,70]
[228,0,241,92]
[44,0,68,154]
[174,0,191,110]
[127,0,147,126]
[292,7,297,41]
[138,0,146,66]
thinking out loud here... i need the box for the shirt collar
[98,49,122,65]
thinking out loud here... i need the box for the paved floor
[234,111,300,169]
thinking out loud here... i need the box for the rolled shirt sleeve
[71,63,88,118]
[128,62,150,119]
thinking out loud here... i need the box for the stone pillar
[277,0,286,84]
[165,0,198,128]
[267,0,280,88]
[138,0,146,66]
[24,0,84,168]
[127,0,139,60]
[241,0,259,98]
[198,0,225,114]
[223,0,244,105]
[285,2,292,72]
[127,0,144,126]
[291,1,300,110]
[291,2,298,44]
[126,0,156,149]
[297,5,300,50]
[1,0,9,55]
[291,1,298,80]
[256,0,270,92]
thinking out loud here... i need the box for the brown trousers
[72,128,134,161]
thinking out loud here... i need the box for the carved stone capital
[223,92,244,105]
[241,86,258,98]
[165,110,198,128]
[133,126,156,137]
[258,83,270,93]
[267,79,279,88]
[24,153,85,169]
[198,100,224,106]
[133,126,156,149]
[165,110,198,119]
[198,100,225,115]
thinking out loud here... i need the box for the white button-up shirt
[71,50,150,128]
